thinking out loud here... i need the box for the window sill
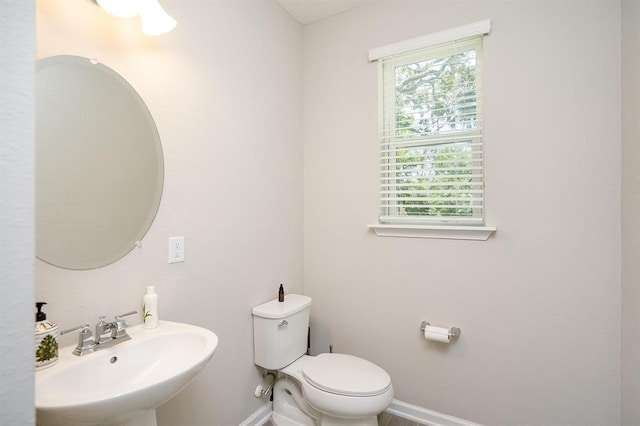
[367,224,496,241]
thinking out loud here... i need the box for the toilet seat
[302,353,391,397]
[283,353,394,420]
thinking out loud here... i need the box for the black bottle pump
[36,302,47,322]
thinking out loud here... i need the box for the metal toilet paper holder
[420,321,461,340]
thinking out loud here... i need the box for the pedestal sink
[36,321,218,426]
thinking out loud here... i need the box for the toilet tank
[252,294,311,370]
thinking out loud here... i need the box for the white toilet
[252,294,393,426]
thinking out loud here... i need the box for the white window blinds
[373,23,489,226]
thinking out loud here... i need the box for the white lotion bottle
[143,286,159,329]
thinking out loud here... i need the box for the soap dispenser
[35,302,59,370]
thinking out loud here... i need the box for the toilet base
[272,412,313,426]
[271,378,379,426]
[272,379,317,426]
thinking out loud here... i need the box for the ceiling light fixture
[137,0,177,36]
[95,0,138,18]
[92,0,177,36]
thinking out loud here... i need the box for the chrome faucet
[61,311,137,356]
[94,316,116,344]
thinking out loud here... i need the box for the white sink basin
[36,320,218,426]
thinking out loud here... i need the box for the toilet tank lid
[252,294,312,319]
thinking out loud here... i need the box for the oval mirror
[36,55,164,270]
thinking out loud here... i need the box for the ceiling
[274,0,374,25]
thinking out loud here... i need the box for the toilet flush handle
[277,320,288,328]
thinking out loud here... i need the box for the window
[368,20,495,240]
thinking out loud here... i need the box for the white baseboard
[239,402,272,426]
[385,399,482,426]
[239,399,480,426]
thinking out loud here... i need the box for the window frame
[368,20,496,240]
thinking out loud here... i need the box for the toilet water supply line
[254,370,277,398]
[253,371,322,421]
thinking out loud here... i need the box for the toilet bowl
[252,295,393,425]
[279,354,393,424]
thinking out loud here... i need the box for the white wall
[27,1,632,424]
[303,1,621,424]
[36,0,302,424]
[622,0,640,423]
[0,2,35,425]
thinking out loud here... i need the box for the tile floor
[378,412,425,426]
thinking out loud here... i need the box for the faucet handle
[115,311,137,321]
[114,310,137,327]
[61,324,95,356]
[61,324,91,336]
[112,311,138,339]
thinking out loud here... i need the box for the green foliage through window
[395,50,477,138]
[394,142,476,217]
